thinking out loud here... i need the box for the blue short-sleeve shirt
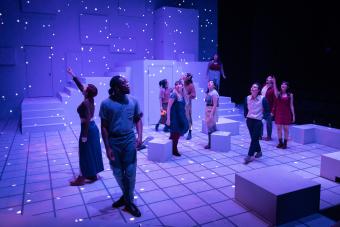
[99,95,142,135]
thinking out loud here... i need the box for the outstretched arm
[67,67,84,92]
[221,63,226,79]
[290,94,295,123]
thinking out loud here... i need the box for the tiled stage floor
[0,117,339,226]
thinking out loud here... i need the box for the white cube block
[147,139,172,162]
[235,166,320,225]
[211,131,231,152]
[201,118,239,135]
[315,126,340,149]
[320,151,340,181]
[291,124,315,144]
[216,118,239,135]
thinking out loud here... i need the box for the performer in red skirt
[272,77,295,149]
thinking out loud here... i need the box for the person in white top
[244,83,270,164]
[204,80,219,149]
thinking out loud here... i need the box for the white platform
[202,117,239,135]
[147,138,172,162]
[290,124,315,144]
[211,131,231,152]
[21,97,67,133]
[320,151,340,182]
[291,124,340,149]
[235,166,321,225]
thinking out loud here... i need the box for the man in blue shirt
[100,76,143,217]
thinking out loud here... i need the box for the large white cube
[201,118,239,135]
[291,124,315,144]
[315,126,340,149]
[235,166,320,225]
[320,151,340,182]
[211,131,231,152]
[147,139,172,162]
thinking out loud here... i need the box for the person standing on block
[272,77,295,149]
[261,75,276,141]
[166,80,189,156]
[99,75,143,217]
[183,73,196,140]
[206,53,226,90]
[204,80,219,149]
[244,83,270,164]
[66,68,104,186]
[155,79,171,132]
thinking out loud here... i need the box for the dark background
[218,0,340,128]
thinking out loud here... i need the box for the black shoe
[244,156,253,164]
[112,196,126,208]
[136,144,146,151]
[124,203,141,217]
[186,132,192,140]
[173,151,181,157]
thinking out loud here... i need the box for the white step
[57,92,70,102]
[219,96,231,103]
[219,102,235,109]
[22,122,66,133]
[22,108,64,118]
[218,108,240,116]
[22,97,63,111]
[22,115,65,125]
[220,114,245,122]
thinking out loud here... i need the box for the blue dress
[169,92,189,136]
[73,77,104,177]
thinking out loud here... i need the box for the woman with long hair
[67,68,104,186]
[272,78,295,149]
[166,80,189,156]
[204,80,219,149]
[182,73,196,140]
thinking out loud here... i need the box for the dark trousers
[246,118,262,156]
[261,116,273,138]
[109,132,137,204]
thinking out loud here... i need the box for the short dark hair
[108,75,122,95]
[184,73,193,86]
[159,79,167,88]
[87,84,98,98]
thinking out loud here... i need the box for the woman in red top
[272,77,295,149]
[206,54,226,90]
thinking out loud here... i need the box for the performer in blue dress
[166,80,189,156]
[67,68,104,186]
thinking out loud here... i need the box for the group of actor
[244,75,295,164]
[64,52,295,218]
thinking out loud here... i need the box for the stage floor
[0,118,339,226]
